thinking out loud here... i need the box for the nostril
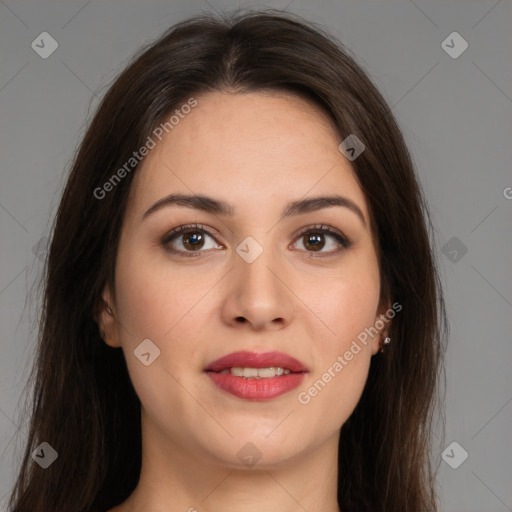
[235,317,247,323]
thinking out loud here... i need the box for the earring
[106,305,114,316]
[379,336,391,353]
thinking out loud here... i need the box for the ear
[370,299,392,356]
[95,285,122,348]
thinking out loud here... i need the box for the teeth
[225,367,292,378]
[243,367,258,378]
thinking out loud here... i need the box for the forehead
[126,91,369,223]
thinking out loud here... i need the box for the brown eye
[303,233,325,251]
[162,224,224,256]
[182,231,205,251]
[291,225,352,255]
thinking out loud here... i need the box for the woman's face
[100,91,388,469]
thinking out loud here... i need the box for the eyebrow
[142,193,367,228]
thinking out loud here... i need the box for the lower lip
[206,371,307,401]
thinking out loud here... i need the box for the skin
[99,91,390,512]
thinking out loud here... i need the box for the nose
[220,246,294,331]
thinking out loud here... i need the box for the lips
[204,350,309,401]
[204,350,309,373]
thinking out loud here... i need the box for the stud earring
[379,336,391,353]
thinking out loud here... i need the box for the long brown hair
[7,9,447,512]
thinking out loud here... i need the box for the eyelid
[162,223,222,244]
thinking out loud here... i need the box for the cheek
[298,353,371,432]
[114,240,216,342]
[112,243,223,407]
[333,275,380,347]
[112,248,214,422]
[296,249,381,354]
[295,284,378,432]
[293,251,380,423]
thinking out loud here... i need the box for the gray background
[1,0,511,511]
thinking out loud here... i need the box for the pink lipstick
[204,350,308,401]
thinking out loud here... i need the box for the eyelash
[161,223,353,258]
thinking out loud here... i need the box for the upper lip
[205,351,309,373]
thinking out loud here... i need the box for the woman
[7,9,447,512]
